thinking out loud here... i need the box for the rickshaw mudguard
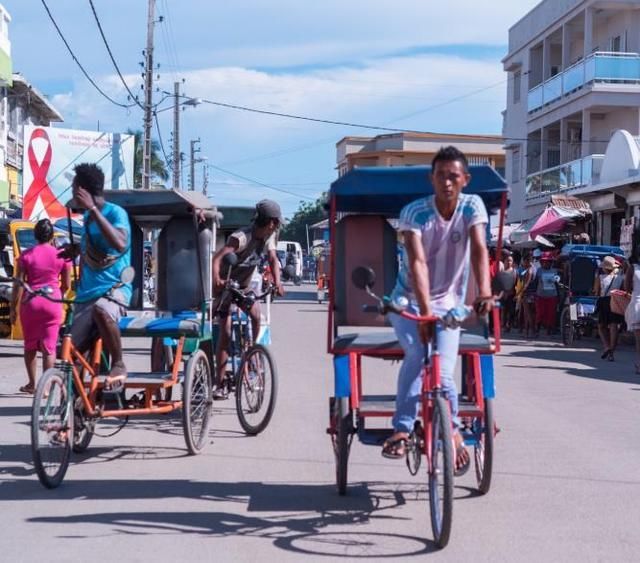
[480,354,495,399]
[333,354,351,398]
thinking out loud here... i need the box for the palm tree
[128,129,169,188]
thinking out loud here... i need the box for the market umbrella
[529,206,578,239]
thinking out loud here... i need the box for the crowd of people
[491,240,640,373]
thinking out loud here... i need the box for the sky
[5,0,541,217]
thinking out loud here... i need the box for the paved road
[0,283,639,562]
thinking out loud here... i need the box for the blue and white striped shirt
[393,193,488,314]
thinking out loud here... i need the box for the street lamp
[156,84,202,189]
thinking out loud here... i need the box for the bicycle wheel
[72,396,94,453]
[182,349,213,454]
[332,396,352,495]
[561,308,574,346]
[235,344,278,435]
[428,395,454,549]
[474,398,495,494]
[31,368,73,489]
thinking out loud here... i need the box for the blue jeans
[389,303,461,433]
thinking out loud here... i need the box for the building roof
[336,131,504,146]
[10,73,63,122]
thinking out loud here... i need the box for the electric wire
[87,0,144,109]
[40,0,137,109]
[205,163,316,201]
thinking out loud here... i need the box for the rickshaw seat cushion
[333,330,494,355]
[119,314,201,337]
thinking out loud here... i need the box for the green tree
[280,193,327,247]
[129,129,169,188]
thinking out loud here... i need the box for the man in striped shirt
[384,146,494,475]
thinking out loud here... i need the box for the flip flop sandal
[19,385,35,394]
[381,436,407,460]
[454,441,471,477]
[103,375,126,395]
[212,387,229,401]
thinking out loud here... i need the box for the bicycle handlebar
[361,294,472,328]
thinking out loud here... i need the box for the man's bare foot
[381,431,409,459]
[453,431,470,476]
[105,361,127,391]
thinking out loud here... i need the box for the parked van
[277,240,303,284]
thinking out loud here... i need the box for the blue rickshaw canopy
[330,165,508,217]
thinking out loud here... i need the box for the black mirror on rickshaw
[351,266,376,291]
[223,252,239,267]
[120,266,135,284]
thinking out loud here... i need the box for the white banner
[22,126,135,221]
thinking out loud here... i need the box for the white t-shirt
[394,193,488,314]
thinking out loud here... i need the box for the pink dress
[18,243,70,354]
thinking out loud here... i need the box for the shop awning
[511,200,590,243]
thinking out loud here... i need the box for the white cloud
[48,51,508,214]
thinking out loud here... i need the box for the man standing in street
[65,163,131,391]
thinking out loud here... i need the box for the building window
[513,71,521,104]
[512,148,520,182]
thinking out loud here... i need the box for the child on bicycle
[211,199,285,399]
[383,146,494,475]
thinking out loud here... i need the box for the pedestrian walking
[10,219,70,394]
[499,254,517,331]
[519,254,537,338]
[534,252,559,337]
[594,255,624,361]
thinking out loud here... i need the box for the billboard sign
[22,126,135,221]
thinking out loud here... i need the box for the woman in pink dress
[10,219,70,394]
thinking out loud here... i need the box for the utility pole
[172,81,180,189]
[189,138,201,190]
[142,0,155,189]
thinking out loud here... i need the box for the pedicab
[3,190,218,488]
[325,165,508,548]
[558,243,625,346]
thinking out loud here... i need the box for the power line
[40,0,137,109]
[181,78,507,136]
[206,163,316,201]
[87,0,144,109]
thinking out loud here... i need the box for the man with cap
[211,199,285,399]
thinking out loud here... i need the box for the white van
[277,240,303,284]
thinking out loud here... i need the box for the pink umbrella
[529,206,576,239]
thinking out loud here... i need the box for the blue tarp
[330,165,508,217]
[559,244,625,258]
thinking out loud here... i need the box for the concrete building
[5,73,63,205]
[503,0,640,245]
[336,132,505,178]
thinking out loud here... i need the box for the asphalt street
[0,283,639,562]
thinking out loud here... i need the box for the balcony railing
[528,52,640,113]
[525,155,604,198]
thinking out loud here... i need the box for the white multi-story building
[503,0,640,245]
